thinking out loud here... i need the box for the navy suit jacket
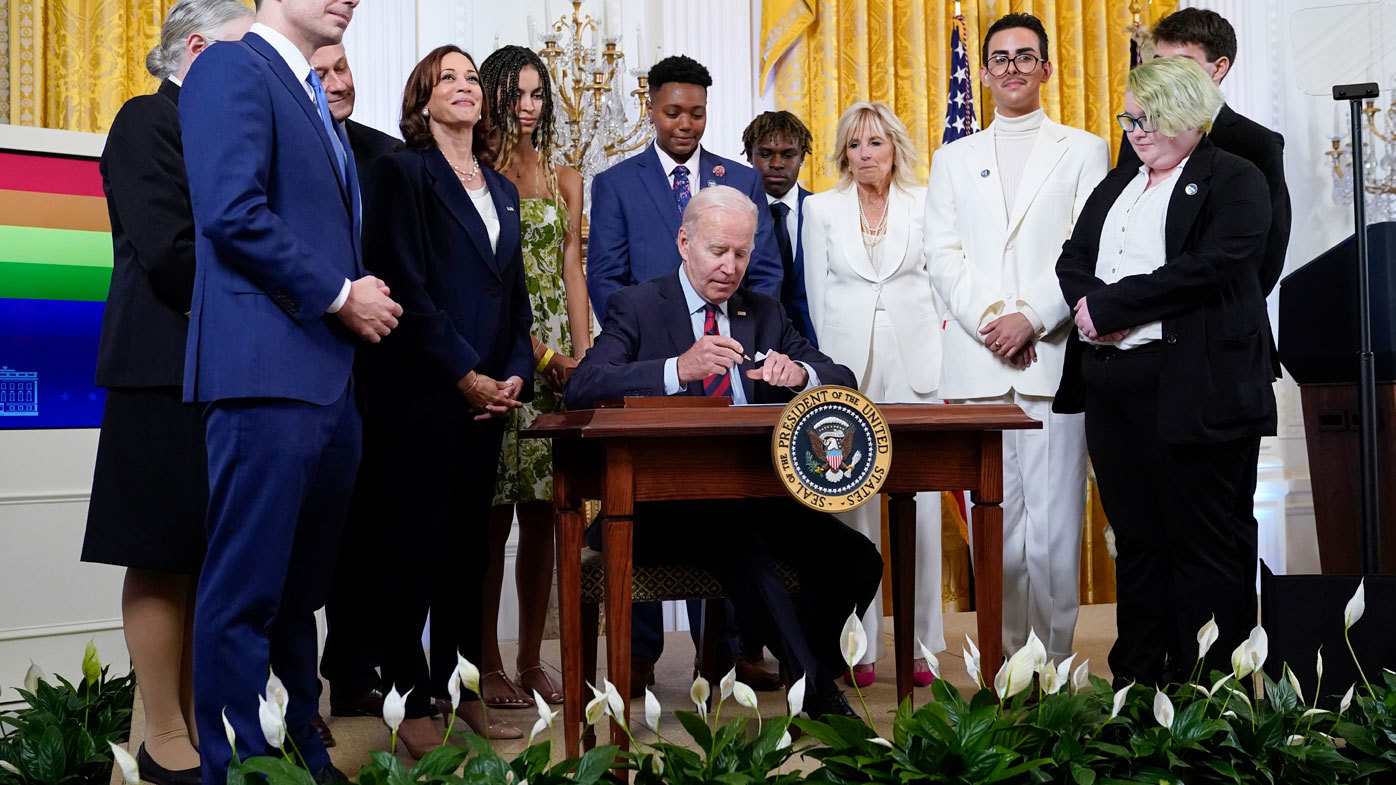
[180,33,364,405]
[359,148,533,422]
[586,143,783,319]
[783,186,817,344]
[564,269,854,409]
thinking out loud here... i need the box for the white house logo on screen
[0,367,39,417]
[772,385,891,512]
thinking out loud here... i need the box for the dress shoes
[733,654,783,691]
[629,657,657,699]
[329,687,385,718]
[311,713,336,748]
[804,689,860,720]
[311,763,348,784]
[135,744,201,785]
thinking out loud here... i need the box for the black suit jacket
[564,269,856,409]
[345,119,399,196]
[95,78,195,388]
[1118,104,1290,297]
[1056,138,1277,444]
[360,148,534,422]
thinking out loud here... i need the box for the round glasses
[986,53,1043,77]
[1116,112,1158,133]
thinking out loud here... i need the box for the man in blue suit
[586,54,782,320]
[742,111,816,344]
[179,0,401,780]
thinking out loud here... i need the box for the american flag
[941,8,979,145]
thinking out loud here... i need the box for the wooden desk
[523,403,1040,756]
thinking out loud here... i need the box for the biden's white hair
[680,185,758,240]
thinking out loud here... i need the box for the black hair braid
[480,45,565,228]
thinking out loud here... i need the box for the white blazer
[925,115,1108,400]
[803,183,942,395]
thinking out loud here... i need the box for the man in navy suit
[743,111,816,344]
[586,54,782,320]
[179,0,401,780]
[565,186,881,719]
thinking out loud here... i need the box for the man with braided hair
[743,110,817,344]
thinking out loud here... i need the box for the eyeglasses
[1116,112,1158,133]
[985,53,1044,77]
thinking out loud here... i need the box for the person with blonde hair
[1056,55,1276,687]
[801,100,944,687]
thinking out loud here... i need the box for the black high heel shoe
[135,743,201,785]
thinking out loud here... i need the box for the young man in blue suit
[179,0,401,781]
[565,186,882,719]
[743,111,816,344]
[586,55,782,320]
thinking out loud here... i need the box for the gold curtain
[761,0,1177,190]
[8,0,193,132]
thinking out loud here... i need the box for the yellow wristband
[535,348,555,373]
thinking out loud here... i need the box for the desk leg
[554,460,585,759]
[887,493,916,704]
[602,446,635,757]
[972,431,1005,687]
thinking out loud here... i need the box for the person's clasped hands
[458,371,525,420]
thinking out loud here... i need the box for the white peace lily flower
[1025,629,1047,674]
[602,678,626,723]
[528,689,558,744]
[1189,684,1211,699]
[787,675,806,717]
[109,742,140,785]
[1317,648,1325,680]
[1247,626,1269,674]
[528,716,548,745]
[222,708,237,751]
[996,641,1038,700]
[1302,708,1331,718]
[720,667,737,702]
[1209,673,1233,697]
[0,761,22,777]
[644,688,661,734]
[585,683,608,726]
[457,653,481,695]
[23,662,46,694]
[992,657,1010,698]
[1071,659,1090,692]
[1226,683,1252,708]
[1038,659,1062,695]
[776,730,792,750]
[1340,684,1355,714]
[1196,615,1219,661]
[733,681,759,712]
[1047,655,1075,696]
[447,666,462,710]
[690,675,711,718]
[1231,639,1254,679]
[1222,710,1238,718]
[382,686,409,734]
[1109,683,1132,720]
[916,637,941,679]
[1286,667,1305,704]
[964,646,982,687]
[965,634,980,662]
[1287,734,1305,746]
[265,669,289,719]
[257,694,286,749]
[1153,689,1175,730]
[1345,578,1366,629]
[868,737,893,748]
[841,611,868,669]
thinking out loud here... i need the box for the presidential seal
[772,385,892,512]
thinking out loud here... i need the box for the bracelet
[535,348,556,373]
[465,374,482,394]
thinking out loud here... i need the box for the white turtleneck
[993,107,1044,215]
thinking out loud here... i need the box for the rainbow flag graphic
[0,149,112,428]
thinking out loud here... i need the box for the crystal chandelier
[1329,97,1396,222]
[534,1,654,215]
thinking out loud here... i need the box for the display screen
[0,149,112,429]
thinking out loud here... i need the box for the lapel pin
[506,205,516,212]
[1184,183,1198,196]
[736,310,747,316]
[980,169,991,177]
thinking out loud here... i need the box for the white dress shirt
[662,267,819,402]
[250,22,352,314]
[655,143,705,192]
[766,188,799,248]
[1089,158,1188,349]
[466,181,500,254]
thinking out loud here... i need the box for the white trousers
[837,311,944,663]
[958,391,1086,662]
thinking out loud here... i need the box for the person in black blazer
[565,186,883,720]
[743,110,817,345]
[357,45,533,755]
[1055,56,1275,688]
[80,2,253,784]
[309,40,400,726]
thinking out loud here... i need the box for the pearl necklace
[857,189,889,273]
[447,154,480,185]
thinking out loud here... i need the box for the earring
[421,108,429,118]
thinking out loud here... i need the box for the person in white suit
[803,101,944,686]
[925,13,1109,664]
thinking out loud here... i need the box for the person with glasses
[925,12,1108,670]
[1055,56,1276,688]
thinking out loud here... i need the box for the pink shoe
[843,665,875,688]
[913,669,935,687]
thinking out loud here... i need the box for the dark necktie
[673,165,692,215]
[770,201,796,302]
[700,304,730,397]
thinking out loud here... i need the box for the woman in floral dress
[477,45,591,708]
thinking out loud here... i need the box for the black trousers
[320,471,387,701]
[1080,344,1260,685]
[589,498,883,699]
[366,417,504,718]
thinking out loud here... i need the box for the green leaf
[408,744,468,780]
[674,710,713,752]
[240,756,318,785]
[573,744,618,784]
[27,726,66,783]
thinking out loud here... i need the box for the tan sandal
[480,669,532,708]
[517,664,564,705]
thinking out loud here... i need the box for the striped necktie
[700,303,731,397]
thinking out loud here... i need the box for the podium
[1279,222,1396,573]
[524,402,1039,756]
